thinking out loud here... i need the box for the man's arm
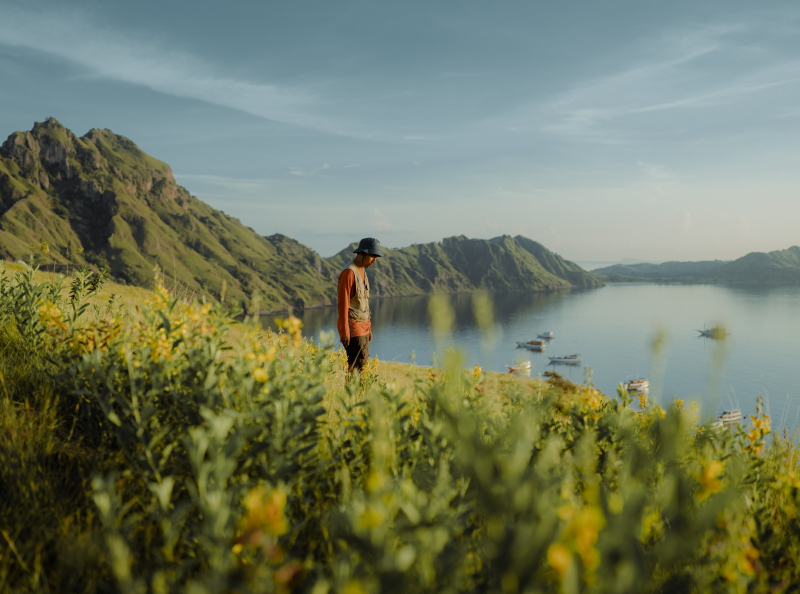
[337,269,354,346]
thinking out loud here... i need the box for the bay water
[264,283,800,428]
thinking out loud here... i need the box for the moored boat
[517,340,546,351]
[506,360,532,373]
[537,332,554,339]
[548,354,581,364]
[625,378,650,394]
[698,326,727,338]
[712,409,742,430]
[719,409,742,425]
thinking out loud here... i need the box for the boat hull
[549,355,581,364]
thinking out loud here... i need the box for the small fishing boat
[548,354,581,364]
[517,340,546,347]
[712,409,742,430]
[625,378,650,394]
[719,409,742,425]
[537,332,554,340]
[517,340,546,351]
[506,361,532,373]
[522,344,544,353]
[698,326,727,338]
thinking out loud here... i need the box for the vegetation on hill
[2,265,799,593]
[0,118,338,311]
[328,234,602,296]
[706,246,800,284]
[1,120,602,311]
[595,247,800,284]
[593,260,729,281]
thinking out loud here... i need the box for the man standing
[337,237,384,373]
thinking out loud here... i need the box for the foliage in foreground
[1,264,800,594]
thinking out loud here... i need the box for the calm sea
[264,284,800,428]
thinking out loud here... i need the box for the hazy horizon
[2,0,799,262]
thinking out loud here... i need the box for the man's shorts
[344,335,370,373]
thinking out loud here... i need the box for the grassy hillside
[593,260,729,281]
[0,118,338,311]
[706,246,800,283]
[328,234,602,296]
[595,248,800,284]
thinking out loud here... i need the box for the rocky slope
[0,119,602,309]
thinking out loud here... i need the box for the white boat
[517,340,546,351]
[506,361,532,373]
[537,332,554,339]
[549,354,581,364]
[712,409,742,430]
[517,340,546,347]
[719,409,742,425]
[625,379,650,394]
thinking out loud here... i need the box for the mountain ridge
[0,119,602,309]
[594,247,800,284]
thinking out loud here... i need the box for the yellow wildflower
[252,367,269,383]
[242,486,288,536]
[547,543,572,579]
[472,364,482,381]
[697,460,724,501]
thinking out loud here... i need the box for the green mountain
[705,246,800,283]
[0,118,338,310]
[0,119,601,309]
[593,260,729,281]
[595,248,800,284]
[327,234,603,296]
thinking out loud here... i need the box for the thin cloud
[0,6,358,136]
[680,211,693,233]
[287,164,332,177]
[637,162,670,181]
[535,22,800,143]
[372,208,392,231]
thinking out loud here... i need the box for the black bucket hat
[353,237,384,257]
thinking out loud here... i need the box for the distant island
[0,118,601,311]
[594,248,800,284]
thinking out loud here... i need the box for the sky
[0,0,799,263]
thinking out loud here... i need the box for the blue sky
[1,0,799,262]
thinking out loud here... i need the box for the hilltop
[594,248,800,284]
[0,119,601,309]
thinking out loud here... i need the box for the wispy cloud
[288,164,332,177]
[680,211,693,233]
[174,174,272,192]
[372,208,392,231]
[531,23,800,143]
[637,162,670,181]
[0,6,358,136]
